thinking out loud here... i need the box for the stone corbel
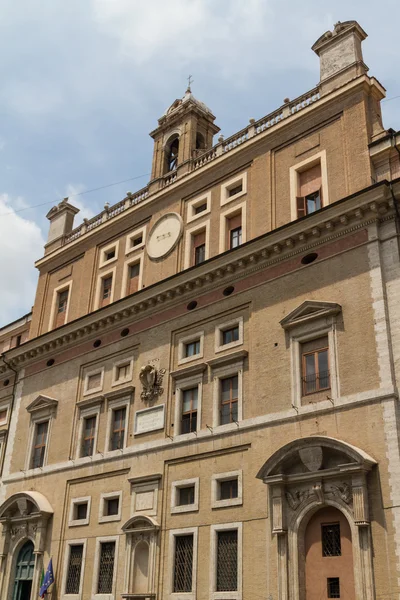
[351,472,369,525]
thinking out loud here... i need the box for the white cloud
[0,194,45,327]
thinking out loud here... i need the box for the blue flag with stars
[39,558,54,597]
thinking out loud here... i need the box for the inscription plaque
[135,405,165,434]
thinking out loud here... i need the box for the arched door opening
[304,507,355,600]
[12,541,35,600]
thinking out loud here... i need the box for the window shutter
[193,231,205,248]
[299,163,322,197]
[228,213,242,231]
[296,197,306,218]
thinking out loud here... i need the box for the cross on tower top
[186,75,194,93]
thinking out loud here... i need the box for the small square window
[132,234,143,247]
[75,502,88,521]
[194,202,207,215]
[87,372,102,391]
[105,249,116,261]
[219,479,238,500]
[178,486,195,506]
[222,326,239,345]
[106,497,119,516]
[228,183,243,197]
[327,578,340,598]
[185,339,200,358]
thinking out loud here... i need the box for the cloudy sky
[0,0,399,327]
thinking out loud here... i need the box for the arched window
[166,136,179,172]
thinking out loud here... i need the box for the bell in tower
[149,80,220,187]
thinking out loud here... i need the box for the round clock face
[146,212,183,261]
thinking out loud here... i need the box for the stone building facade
[0,19,400,600]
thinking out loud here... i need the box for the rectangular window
[75,502,88,521]
[178,486,195,506]
[296,163,322,218]
[173,535,193,593]
[217,530,238,591]
[0,409,7,424]
[228,183,243,197]
[220,376,238,425]
[222,325,239,346]
[184,339,200,358]
[128,262,140,295]
[105,249,116,261]
[87,372,102,391]
[65,544,84,595]
[31,421,48,468]
[219,479,238,500]
[81,416,96,457]
[132,234,143,247]
[192,231,206,266]
[227,214,242,249]
[181,387,198,434]
[101,275,113,307]
[105,497,120,516]
[97,541,116,594]
[110,408,126,450]
[327,577,340,598]
[116,363,130,381]
[11,334,22,348]
[194,202,207,214]
[301,336,330,395]
[55,289,69,327]
[322,523,341,557]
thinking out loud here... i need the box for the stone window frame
[219,201,247,253]
[171,477,200,514]
[209,521,243,600]
[280,302,341,409]
[83,367,105,397]
[177,330,205,366]
[121,252,144,298]
[91,535,120,600]
[69,496,92,527]
[215,316,244,354]
[0,397,11,426]
[105,395,131,452]
[210,355,245,430]
[183,219,210,269]
[173,368,205,437]
[48,279,73,331]
[76,402,102,460]
[125,225,147,255]
[60,538,88,600]
[99,240,120,268]
[168,526,199,600]
[130,474,161,517]
[289,150,329,222]
[98,491,123,524]
[211,470,243,509]
[186,191,212,223]
[25,405,56,472]
[111,357,134,388]
[94,266,117,310]
[220,172,247,206]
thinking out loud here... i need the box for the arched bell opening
[165,135,180,173]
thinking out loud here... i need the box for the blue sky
[1,0,399,327]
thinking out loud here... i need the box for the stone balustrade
[62,87,320,247]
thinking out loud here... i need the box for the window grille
[220,375,238,425]
[65,544,83,594]
[97,542,115,594]
[111,408,126,450]
[81,416,96,457]
[31,421,48,469]
[322,523,341,557]
[327,577,340,598]
[173,535,193,593]
[217,530,238,591]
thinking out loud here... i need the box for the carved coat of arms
[139,365,166,403]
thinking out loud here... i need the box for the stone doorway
[12,541,35,600]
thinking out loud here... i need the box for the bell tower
[149,83,220,187]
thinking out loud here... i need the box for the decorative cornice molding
[0,182,396,376]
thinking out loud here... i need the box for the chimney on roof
[45,198,79,251]
[312,20,368,95]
